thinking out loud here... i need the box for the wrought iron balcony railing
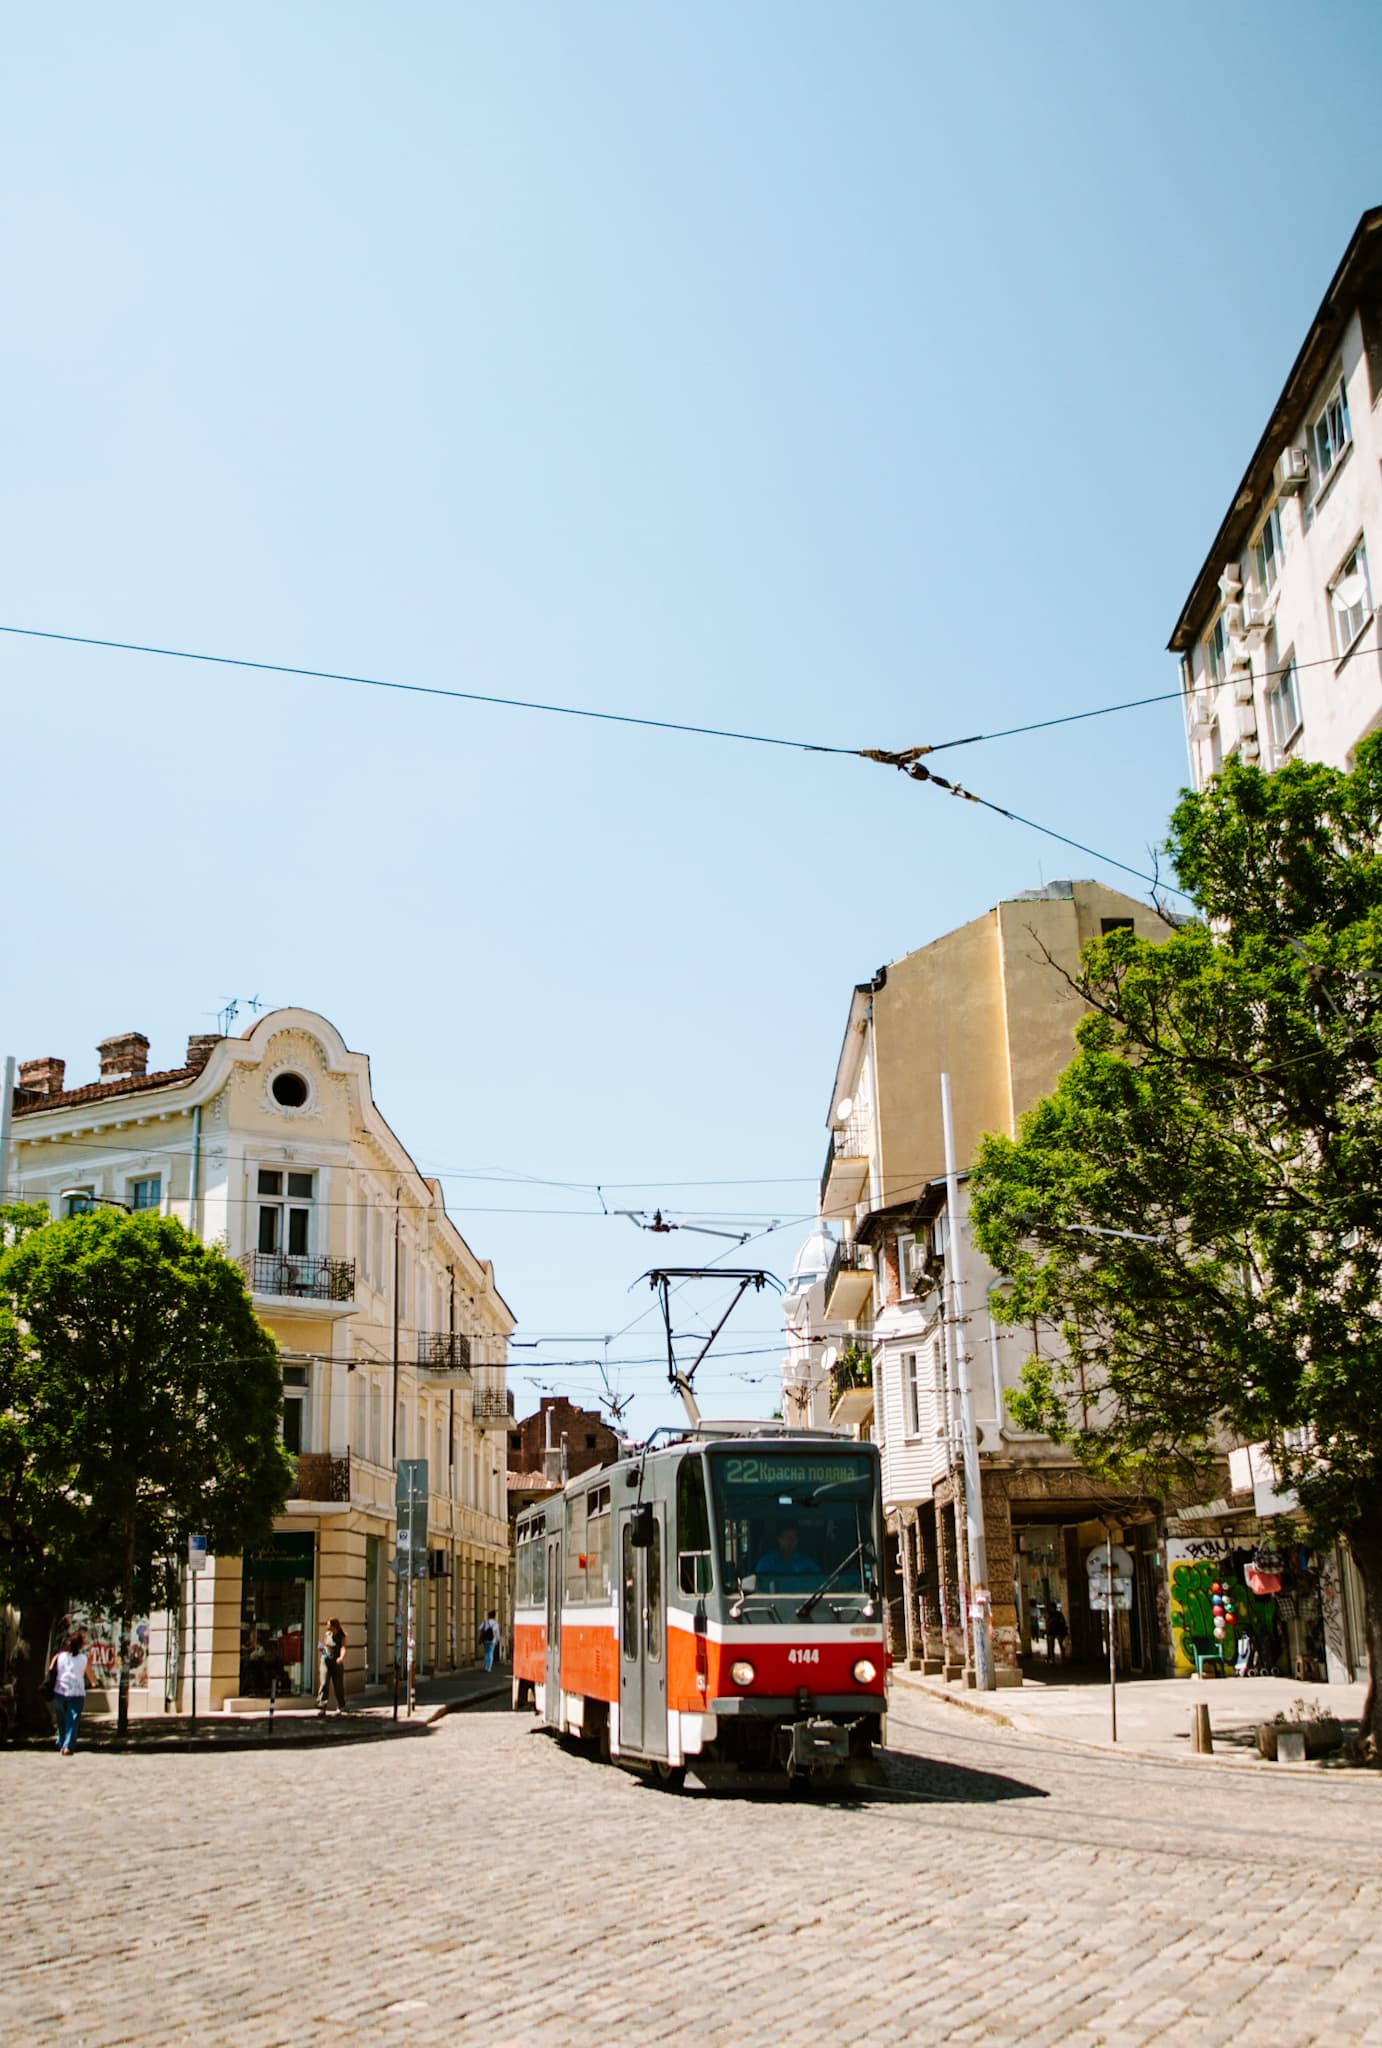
[823,1237,871,1302]
[820,1122,870,1207]
[417,1331,472,1372]
[830,1348,873,1406]
[290,1452,351,1502]
[472,1386,515,1425]
[240,1251,356,1303]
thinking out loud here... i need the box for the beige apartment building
[6,1008,514,1712]
[794,881,1177,1684]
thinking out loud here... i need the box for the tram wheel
[653,1761,686,1791]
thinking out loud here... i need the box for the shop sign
[188,1534,209,1573]
[1087,1543,1133,1612]
[242,1532,316,1583]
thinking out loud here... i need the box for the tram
[513,1423,888,1789]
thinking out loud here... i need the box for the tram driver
[754,1521,821,1582]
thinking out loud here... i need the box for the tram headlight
[730,1659,756,1687]
[852,1658,878,1685]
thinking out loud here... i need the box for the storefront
[1167,1533,1327,1678]
[239,1532,316,1696]
[1014,1516,1162,1674]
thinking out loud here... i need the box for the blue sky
[5,3,1381,1429]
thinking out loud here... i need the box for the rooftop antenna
[641,1266,783,1427]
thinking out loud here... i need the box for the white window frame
[1265,645,1302,759]
[128,1174,162,1213]
[1310,376,1352,492]
[1204,613,1230,688]
[1329,538,1372,659]
[902,1352,921,1438]
[1250,503,1285,599]
[255,1166,317,1258]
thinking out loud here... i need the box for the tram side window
[533,1534,547,1607]
[621,1523,637,1659]
[646,1524,662,1661]
[516,1537,531,1607]
[586,1484,612,1602]
[564,1494,588,1602]
[677,1456,713,1596]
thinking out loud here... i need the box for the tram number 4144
[787,1648,820,1665]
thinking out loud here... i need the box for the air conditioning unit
[1274,447,1309,495]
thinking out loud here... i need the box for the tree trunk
[117,1506,136,1737]
[12,1598,57,1740]
[1344,1498,1382,1755]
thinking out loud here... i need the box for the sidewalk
[890,1661,1374,1772]
[74,1664,511,1750]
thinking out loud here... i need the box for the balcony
[417,1332,472,1386]
[472,1386,515,1428]
[829,1347,875,1429]
[289,1452,351,1502]
[240,1251,356,1307]
[820,1124,870,1221]
[823,1238,874,1322]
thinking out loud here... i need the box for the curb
[889,1671,1381,1781]
[43,1682,514,1755]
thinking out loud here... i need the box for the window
[257,1168,314,1255]
[564,1493,588,1602]
[1207,718,1224,776]
[1100,917,1134,937]
[282,1365,308,1454]
[645,1521,662,1662]
[1204,613,1230,687]
[621,1524,638,1657]
[1266,648,1302,756]
[677,1454,712,1595]
[63,1187,95,1217]
[1329,540,1372,656]
[1311,378,1352,488]
[903,1353,921,1437]
[585,1484,611,1601]
[1250,504,1285,597]
[585,1433,597,1449]
[129,1176,161,1212]
[369,1382,382,1466]
[271,1070,309,1108]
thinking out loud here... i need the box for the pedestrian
[317,1616,348,1714]
[479,1611,501,1673]
[1045,1601,1068,1665]
[47,1630,92,1755]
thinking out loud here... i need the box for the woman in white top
[48,1630,91,1755]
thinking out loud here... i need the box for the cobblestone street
[10,1689,1382,2048]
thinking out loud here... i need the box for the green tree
[0,1208,292,1732]
[970,738,1382,1750]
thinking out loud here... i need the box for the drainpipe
[188,1103,202,1238]
[0,1055,15,1201]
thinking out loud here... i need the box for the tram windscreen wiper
[797,1539,868,1620]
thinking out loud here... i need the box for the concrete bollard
[1276,1727,1307,1763]
[1191,1701,1214,1754]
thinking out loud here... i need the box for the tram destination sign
[711,1451,872,1495]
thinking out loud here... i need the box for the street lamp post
[59,1189,132,1213]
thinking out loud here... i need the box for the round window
[271,1071,309,1108]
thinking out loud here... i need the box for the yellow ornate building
[7,1008,514,1711]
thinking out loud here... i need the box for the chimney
[185,1033,220,1071]
[18,1056,66,1099]
[97,1032,150,1081]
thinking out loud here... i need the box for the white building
[5,1009,514,1712]
[1172,206,1382,786]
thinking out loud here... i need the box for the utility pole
[941,1072,994,1692]
[391,1187,401,1459]
[0,1054,15,1200]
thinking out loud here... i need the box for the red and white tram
[513,1425,887,1788]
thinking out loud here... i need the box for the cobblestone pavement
[9,1688,1382,2048]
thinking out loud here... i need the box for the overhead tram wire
[2,621,1221,896]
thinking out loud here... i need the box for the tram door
[619,1506,667,1759]
[545,1530,562,1720]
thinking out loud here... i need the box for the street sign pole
[407,1465,417,1717]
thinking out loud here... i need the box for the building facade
[799,881,1177,1685]
[1172,207,1382,790]
[6,1009,514,1712]
[507,1397,620,1485]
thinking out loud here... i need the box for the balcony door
[257,1169,315,1287]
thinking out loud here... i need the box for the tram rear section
[513,1427,888,1789]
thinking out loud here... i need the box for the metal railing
[240,1252,356,1302]
[819,1122,870,1206]
[830,1347,873,1404]
[823,1237,872,1303]
[472,1386,515,1425]
[417,1331,472,1372]
[290,1452,351,1501]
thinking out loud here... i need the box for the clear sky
[5,3,1381,1431]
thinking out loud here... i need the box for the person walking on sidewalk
[479,1612,501,1673]
[317,1617,349,1714]
[48,1631,91,1755]
[1045,1601,1068,1665]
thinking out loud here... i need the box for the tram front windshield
[708,1447,876,1611]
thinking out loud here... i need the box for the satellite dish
[1332,572,1366,610]
[834,1096,854,1124]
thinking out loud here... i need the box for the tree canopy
[970,736,1382,1743]
[0,1206,292,1727]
